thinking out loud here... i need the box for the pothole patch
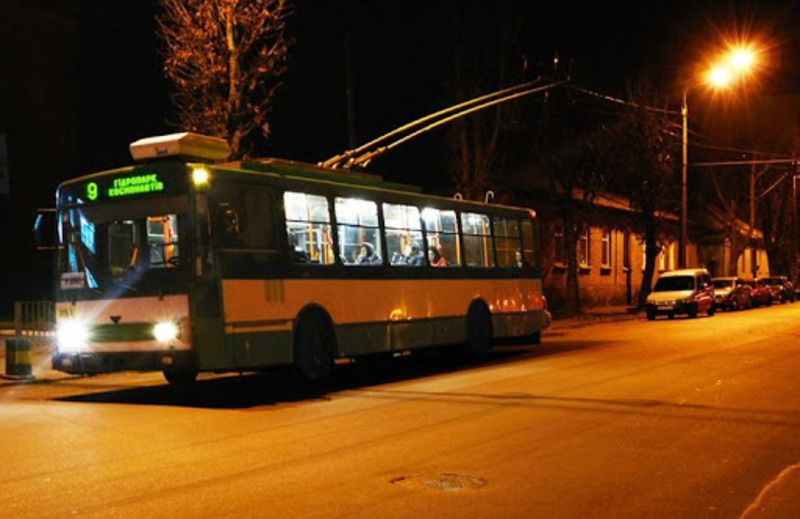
[391,472,487,492]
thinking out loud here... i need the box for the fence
[14,301,55,337]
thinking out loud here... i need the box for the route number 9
[86,182,98,201]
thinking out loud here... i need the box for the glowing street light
[679,43,761,268]
[706,64,735,89]
[728,46,756,72]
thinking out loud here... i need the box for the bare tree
[157,0,291,157]
[757,165,794,275]
[606,87,678,308]
[446,2,525,200]
[534,88,610,316]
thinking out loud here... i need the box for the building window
[578,227,590,267]
[554,221,565,265]
[622,231,631,270]
[601,228,611,268]
[658,245,667,272]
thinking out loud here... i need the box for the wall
[543,224,706,312]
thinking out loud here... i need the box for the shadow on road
[53,339,613,409]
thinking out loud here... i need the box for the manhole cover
[391,472,487,492]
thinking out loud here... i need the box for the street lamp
[678,44,759,268]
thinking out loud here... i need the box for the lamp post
[679,89,689,268]
[678,45,759,269]
[794,168,799,270]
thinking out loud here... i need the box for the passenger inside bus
[391,243,425,266]
[428,247,448,267]
[288,232,310,263]
[357,243,382,265]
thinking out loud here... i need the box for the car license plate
[660,305,674,310]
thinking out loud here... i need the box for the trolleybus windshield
[57,195,190,295]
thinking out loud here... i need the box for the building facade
[531,194,768,314]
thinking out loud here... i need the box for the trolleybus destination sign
[84,173,166,201]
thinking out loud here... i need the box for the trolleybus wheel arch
[465,299,493,356]
[293,306,337,381]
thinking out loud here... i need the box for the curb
[547,309,643,331]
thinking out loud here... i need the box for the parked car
[760,276,796,303]
[712,277,752,311]
[645,268,715,320]
[745,279,773,307]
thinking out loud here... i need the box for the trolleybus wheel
[163,370,198,385]
[294,310,336,381]
[466,300,493,356]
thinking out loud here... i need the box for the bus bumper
[52,350,195,375]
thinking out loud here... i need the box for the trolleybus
[49,133,550,384]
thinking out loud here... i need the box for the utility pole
[750,162,757,278]
[344,30,358,149]
[794,162,799,279]
[679,89,688,268]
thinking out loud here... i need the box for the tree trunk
[637,222,659,308]
[563,210,581,316]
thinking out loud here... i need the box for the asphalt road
[2,303,800,518]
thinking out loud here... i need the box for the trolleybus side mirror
[33,208,57,250]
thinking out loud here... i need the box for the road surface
[2,304,800,518]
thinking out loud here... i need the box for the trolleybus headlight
[57,321,90,353]
[154,321,180,343]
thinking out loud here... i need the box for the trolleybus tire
[294,309,336,381]
[163,370,198,385]
[466,300,493,356]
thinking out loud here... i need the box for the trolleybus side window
[211,183,282,270]
[383,203,424,267]
[147,214,181,268]
[461,212,494,268]
[336,197,382,265]
[421,208,460,266]
[492,216,521,268]
[521,218,538,269]
[283,191,334,265]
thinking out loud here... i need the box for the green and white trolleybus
[50,133,550,384]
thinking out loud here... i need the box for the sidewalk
[547,305,643,331]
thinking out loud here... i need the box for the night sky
[71,0,800,189]
[3,0,800,310]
